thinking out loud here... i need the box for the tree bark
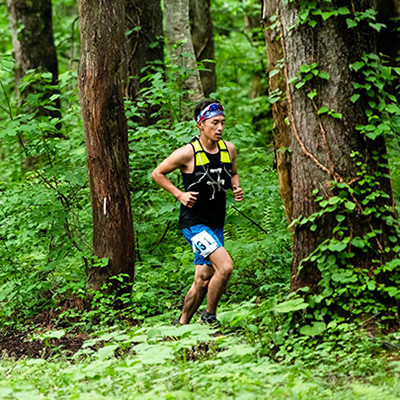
[164,0,204,116]
[7,0,61,118]
[77,0,135,292]
[126,0,164,125]
[264,0,396,292]
[189,0,216,97]
[262,0,293,224]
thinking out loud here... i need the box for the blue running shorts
[181,224,224,266]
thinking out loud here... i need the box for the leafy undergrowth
[2,305,400,400]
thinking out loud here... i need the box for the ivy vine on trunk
[263,0,400,321]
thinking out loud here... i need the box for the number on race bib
[191,231,219,258]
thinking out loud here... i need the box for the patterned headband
[197,103,225,122]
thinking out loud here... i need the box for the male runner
[151,100,243,325]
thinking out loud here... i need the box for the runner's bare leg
[206,247,233,315]
[180,265,214,324]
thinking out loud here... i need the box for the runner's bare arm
[151,145,199,208]
[226,142,243,202]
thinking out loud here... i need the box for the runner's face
[198,116,225,142]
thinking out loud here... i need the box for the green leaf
[346,19,357,28]
[328,196,341,205]
[307,90,317,100]
[331,113,343,119]
[351,62,365,71]
[369,22,386,32]
[318,107,329,115]
[274,298,308,313]
[386,104,400,114]
[328,241,348,252]
[351,237,365,248]
[300,64,311,73]
[96,344,119,360]
[318,71,330,80]
[345,201,356,211]
[351,94,361,103]
[308,20,317,28]
[338,7,350,15]
[300,321,326,336]
[336,214,346,222]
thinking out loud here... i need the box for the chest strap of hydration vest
[191,138,231,166]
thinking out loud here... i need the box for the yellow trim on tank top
[192,139,231,166]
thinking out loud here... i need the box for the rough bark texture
[164,0,204,115]
[77,0,135,292]
[264,0,395,291]
[126,0,164,125]
[7,0,60,117]
[262,0,293,224]
[189,0,216,97]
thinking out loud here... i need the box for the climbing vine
[268,0,400,326]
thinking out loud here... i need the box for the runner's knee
[217,260,233,280]
[194,270,213,288]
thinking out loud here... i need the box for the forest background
[1,0,400,399]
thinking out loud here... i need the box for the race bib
[191,230,219,258]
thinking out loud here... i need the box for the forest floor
[1,312,400,400]
[0,330,86,359]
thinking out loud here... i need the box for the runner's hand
[233,185,243,202]
[178,191,199,208]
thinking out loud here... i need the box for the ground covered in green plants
[1,0,400,399]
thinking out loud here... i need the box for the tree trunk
[77,0,135,293]
[189,0,216,97]
[262,0,293,224]
[7,0,61,119]
[164,0,204,116]
[126,0,164,125]
[264,0,397,295]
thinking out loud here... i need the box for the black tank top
[179,137,233,229]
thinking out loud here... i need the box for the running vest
[179,137,233,229]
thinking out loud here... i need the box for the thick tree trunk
[77,0,135,292]
[264,0,396,292]
[262,0,293,224]
[164,0,204,116]
[126,0,164,125]
[7,0,60,118]
[189,0,216,97]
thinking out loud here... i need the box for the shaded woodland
[0,0,400,398]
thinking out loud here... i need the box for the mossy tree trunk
[189,0,216,97]
[262,0,293,225]
[77,0,135,293]
[7,0,61,119]
[263,0,397,295]
[164,0,204,117]
[126,0,164,125]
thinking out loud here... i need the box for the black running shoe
[200,311,220,327]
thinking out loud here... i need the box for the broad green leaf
[300,64,311,73]
[345,201,356,211]
[274,298,308,313]
[318,107,329,115]
[346,19,357,28]
[318,71,330,80]
[300,321,326,336]
[351,62,364,71]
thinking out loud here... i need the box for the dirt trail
[0,331,87,359]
